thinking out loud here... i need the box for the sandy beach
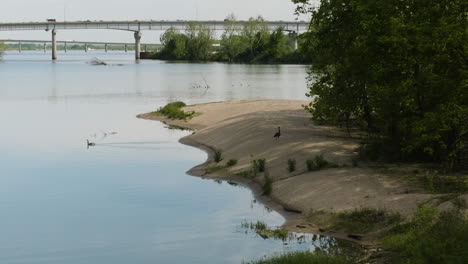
[138,100,434,243]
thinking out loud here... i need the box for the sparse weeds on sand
[287,158,296,172]
[152,101,196,120]
[241,220,289,241]
[252,159,266,175]
[332,208,401,233]
[263,176,273,196]
[214,150,223,163]
[243,251,349,264]
[306,155,331,171]
[226,159,238,167]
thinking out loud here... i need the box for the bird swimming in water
[87,140,96,148]
[273,127,281,140]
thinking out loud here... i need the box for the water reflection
[0,51,338,264]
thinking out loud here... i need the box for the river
[0,51,341,264]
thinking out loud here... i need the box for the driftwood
[283,205,302,214]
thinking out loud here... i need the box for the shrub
[153,101,196,120]
[263,176,273,195]
[288,158,296,172]
[252,159,266,174]
[384,208,468,264]
[332,208,401,233]
[226,159,238,167]
[214,150,223,163]
[306,155,330,171]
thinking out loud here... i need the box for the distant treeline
[151,16,311,64]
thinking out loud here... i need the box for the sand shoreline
[137,100,434,245]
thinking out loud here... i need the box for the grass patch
[205,165,226,173]
[262,176,273,196]
[252,159,266,175]
[243,251,348,264]
[153,101,196,120]
[241,220,289,241]
[306,155,331,171]
[226,159,238,167]
[332,208,401,233]
[384,207,468,264]
[420,172,468,194]
[288,158,297,172]
[214,150,223,163]
[235,170,251,178]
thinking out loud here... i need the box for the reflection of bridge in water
[0,20,309,60]
[0,39,160,53]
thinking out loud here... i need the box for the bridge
[0,20,309,60]
[0,39,160,53]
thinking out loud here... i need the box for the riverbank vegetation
[0,42,5,58]
[151,101,196,120]
[296,0,467,170]
[151,16,310,64]
[245,251,348,264]
[291,0,468,262]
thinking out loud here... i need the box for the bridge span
[0,39,160,53]
[0,20,309,60]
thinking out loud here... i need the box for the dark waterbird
[86,140,96,148]
[273,127,281,140]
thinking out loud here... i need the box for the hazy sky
[0,0,309,43]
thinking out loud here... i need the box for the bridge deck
[0,20,309,32]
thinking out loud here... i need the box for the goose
[273,127,281,140]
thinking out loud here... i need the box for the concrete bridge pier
[134,31,142,60]
[105,44,108,52]
[19,42,22,52]
[84,43,88,52]
[51,29,57,60]
[125,44,128,52]
[288,31,298,51]
[43,43,46,53]
[64,42,67,52]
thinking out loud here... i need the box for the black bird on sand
[273,127,281,140]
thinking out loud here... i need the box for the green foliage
[262,176,273,195]
[153,101,195,120]
[302,0,467,168]
[226,159,238,167]
[241,220,289,241]
[153,15,307,64]
[157,28,188,60]
[185,22,214,61]
[244,251,348,264]
[0,42,5,58]
[154,24,214,61]
[332,208,401,233]
[214,150,223,163]
[252,159,266,174]
[384,208,468,264]
[306,155,330,171]
[287,158,297,172]
[423,174,468,194]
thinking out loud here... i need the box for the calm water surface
[0,51,338,264]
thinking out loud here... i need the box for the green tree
[185,22,214,61]
[220,14,246,62]
[298,0,467,167]
[240,16,269,61]
[157,28,188,60]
